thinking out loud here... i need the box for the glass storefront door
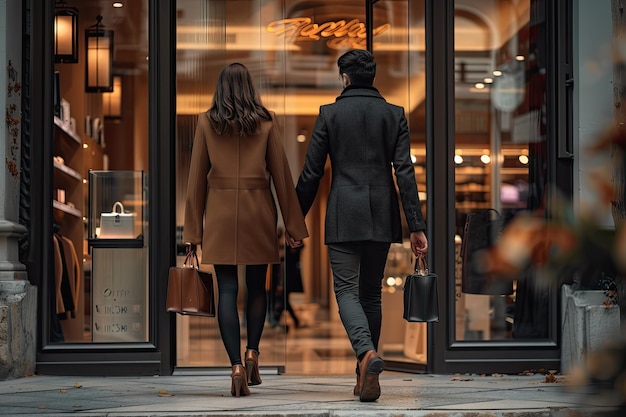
[434,0,566,373]
[174,0,292,370]
[453,0,551,342]
[371,0,429,369]
[174,0,428,372]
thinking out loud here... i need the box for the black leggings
[213,264,268,366]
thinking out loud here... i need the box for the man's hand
[410,231,428,257]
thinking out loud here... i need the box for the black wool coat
[296,85,426,244]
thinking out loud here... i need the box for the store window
[51,0,149,344]
[453,0,550,342]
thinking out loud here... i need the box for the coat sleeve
[53,235,65,315]
[183,113,212,245]
[296,108,329,216]
[393,113,426,232]
[266,122,309,241]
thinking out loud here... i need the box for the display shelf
[54,161,82,182]
[53,199,82,218]
[53,110,86,343]
[54,116,81,144]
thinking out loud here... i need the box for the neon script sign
[266,17,391,50]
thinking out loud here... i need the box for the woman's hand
[285,232,303,249]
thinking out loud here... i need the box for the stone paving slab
[0,373,620,416]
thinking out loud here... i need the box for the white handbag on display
[99,201,135,239]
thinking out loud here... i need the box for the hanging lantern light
[54,1,79,63]
[103,75,123,118]
[85,15,114,93]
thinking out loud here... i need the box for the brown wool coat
[183,112,308,265]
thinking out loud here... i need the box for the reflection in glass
[454,0,549,341]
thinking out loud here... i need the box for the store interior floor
[176,304,355,375]
[176,300,426,376]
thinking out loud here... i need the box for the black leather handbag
[460,209,513,295]
[403,254,439,322]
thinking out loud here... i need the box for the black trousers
[327,241,391,359]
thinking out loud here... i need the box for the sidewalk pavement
[0,371,620,416]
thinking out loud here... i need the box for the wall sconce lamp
[103,75,122,119]
[85,15,114,93]
[54,1,79,63]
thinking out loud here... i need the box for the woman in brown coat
[184,63,308,397]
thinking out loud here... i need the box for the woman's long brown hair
[208,63,272,136]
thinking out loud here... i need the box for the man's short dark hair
[337,49,376,85]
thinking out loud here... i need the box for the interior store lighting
[103,75,122,118]
[480,154,491,164]
[85,15,114,93]
[454,154,464,164]
[54,1,79,63]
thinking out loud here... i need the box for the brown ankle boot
[245,349,262,386]
[230,364,250,397]
[358,350,384,402]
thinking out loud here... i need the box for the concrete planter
[561,284,621,374]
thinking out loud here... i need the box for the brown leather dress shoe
[353,361,360,396]
[358,350,384,402]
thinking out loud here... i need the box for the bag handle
[112,201,124,213]
[183,247,201,269]
[413,253,429,276]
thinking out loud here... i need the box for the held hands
[410,231,428,257]
[285,231,303,249]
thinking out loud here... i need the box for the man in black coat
[296,49,428,402]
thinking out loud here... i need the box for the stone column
[0,0,37,380]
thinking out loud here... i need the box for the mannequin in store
[296,49,428,402]
[183,63,308,397]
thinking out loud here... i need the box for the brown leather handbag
[166,251,215,316]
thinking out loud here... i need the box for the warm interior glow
[54,15,74,55]
[86,34,112,90]
[103,75,123,117]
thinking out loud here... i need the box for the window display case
[88,170,145,245]
[88,170,148,342]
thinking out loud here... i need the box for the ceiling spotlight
[454,154,463,164]
[480,154,491,164]
[492,70,502,76]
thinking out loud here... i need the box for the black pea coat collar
[336,84,386,101]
